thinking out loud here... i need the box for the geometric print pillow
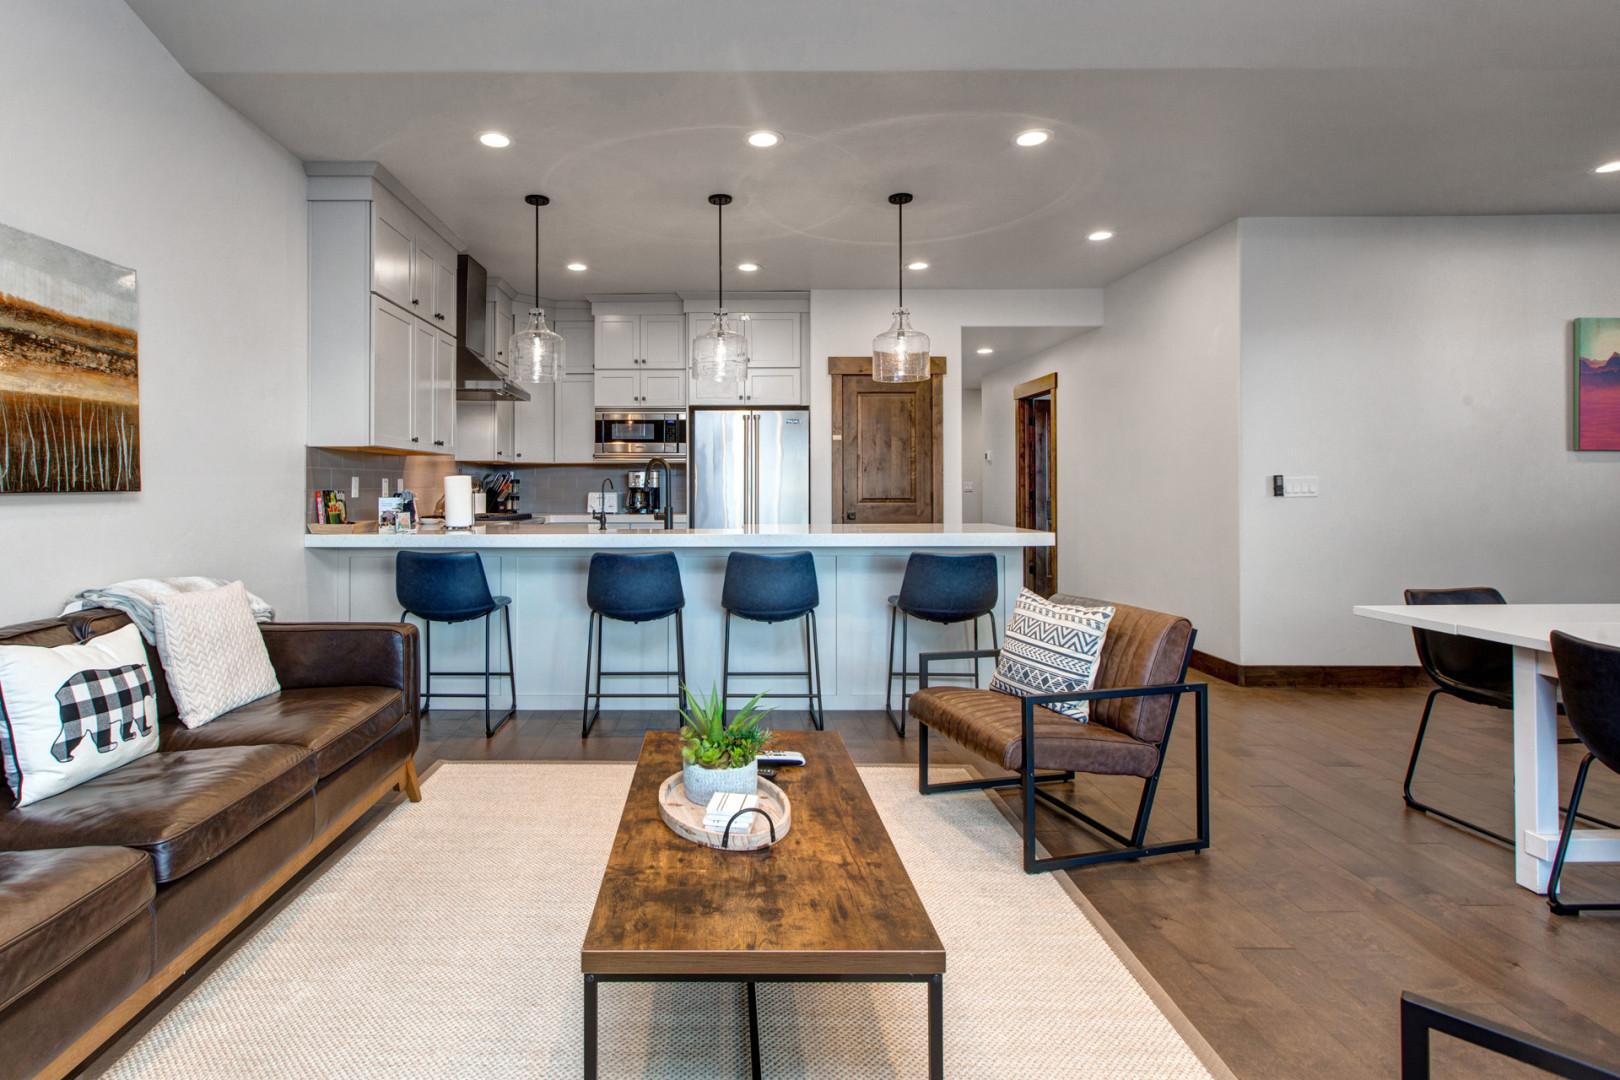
[152,580,280,729]
[0,623,159,806]
[989,590,1115,721]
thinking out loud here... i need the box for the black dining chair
[396,550,515,738]
[1546,630,1620,916]
[1402,587,1613,843]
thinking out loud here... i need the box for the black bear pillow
[0,623,158,806]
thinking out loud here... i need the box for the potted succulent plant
[679,685,773,806]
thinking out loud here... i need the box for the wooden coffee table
[581,730,946,1078]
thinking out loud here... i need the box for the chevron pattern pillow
[990,591,1115,721]
[152,581,280,729]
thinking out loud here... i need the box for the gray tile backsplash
[306,450,685,521]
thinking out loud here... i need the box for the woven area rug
[104,762,1225,1078]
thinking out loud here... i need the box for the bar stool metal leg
[721,612,732,727]
[675,610,688,719]
[581,611,599,737]
[809,609,826,731]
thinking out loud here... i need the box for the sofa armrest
[258,622,418,714]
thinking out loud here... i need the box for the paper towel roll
[444,475,475,529]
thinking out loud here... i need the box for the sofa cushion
[159,686,405,778]
[0,745,315,883]
[1051,597,1194,744]
[910,687,1162,778]
[0,846,153,1012]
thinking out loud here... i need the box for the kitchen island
[306,523,1053,712]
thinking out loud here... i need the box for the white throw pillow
[989,591,1115,721]
[0,623,159,806]
[152,581,280,729]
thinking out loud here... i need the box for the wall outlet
[380,477,390,496]
[962,480,976,493]
[1271,474,1319,498]
[349,475,359,498]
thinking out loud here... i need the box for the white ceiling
[960,327,1092,389]
[127,1,1620,299]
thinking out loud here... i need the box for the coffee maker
[624,469,661,515]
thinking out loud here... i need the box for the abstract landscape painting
[1575,317,1620,451]
[0,221,140,493]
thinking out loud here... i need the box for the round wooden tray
[657,774,792,852]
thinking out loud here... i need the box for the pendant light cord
[716,199,724,314]
[897,198,903,310]
[533,200,540,305]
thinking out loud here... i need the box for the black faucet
[646,457,675,530]
[595,477,616,531]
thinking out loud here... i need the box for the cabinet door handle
[515,452,522,458]
[434,439,444,446]
[411,299,420,306]
[411,436,420,443]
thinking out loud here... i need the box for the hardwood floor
[415,677,1620,1079]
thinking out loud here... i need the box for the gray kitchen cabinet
[594,369,686,407]
[594,313,684,369]
[370,296,415,451]
[558,319,594,374]
[455,399,515,463]
[433,331,457,453]
[308,175,463,454]
[556,376,596,462]
[512,380,555,463]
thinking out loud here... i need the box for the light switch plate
[380,478,390,496]
[349,476,359,498]
[1272,474,1319,498]
[962,480,975,493]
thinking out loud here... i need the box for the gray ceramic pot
[683,758,758,806]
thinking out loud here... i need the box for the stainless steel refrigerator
[689,406,810,528]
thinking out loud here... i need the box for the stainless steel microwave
[594,409,687,460]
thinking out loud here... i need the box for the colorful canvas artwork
[1575,317,1620,451]
[0,222,140,492]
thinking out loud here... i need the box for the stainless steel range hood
[455,253,530,402]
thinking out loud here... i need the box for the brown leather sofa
[0,609,419,1080]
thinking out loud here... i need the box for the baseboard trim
[1190,650,1425,689]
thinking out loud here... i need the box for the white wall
[1238,216,1620,665]
[807,290,1102,525]
[959,388,984,522]
[0,0,308,625]
[979,226,1243,659]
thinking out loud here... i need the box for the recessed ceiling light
[976,347,995,355]
[1087,229,1115,242]
[1014,128,1052,148]
[566,262,588,272]
[737,262,760,272]
[478,131,511,148]
[747,130,782,148]
[1596,160,1620,174]
[907,260,929,271]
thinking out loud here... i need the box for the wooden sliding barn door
[829,356,945,524]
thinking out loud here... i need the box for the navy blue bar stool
[582,552,687,738]
[396,550,515,738]
[720,551,825,730]
[886,552,999,736]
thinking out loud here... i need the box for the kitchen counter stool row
[394,550,1004,735]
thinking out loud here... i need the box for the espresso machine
[624,469,662,515]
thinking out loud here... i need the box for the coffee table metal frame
[583,970,943,1080]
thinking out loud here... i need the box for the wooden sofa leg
[400,759,423,802]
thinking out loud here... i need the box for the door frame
[1014,372,1058,594]
[828,356,947,524]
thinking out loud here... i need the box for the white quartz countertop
[305,522,1054,550]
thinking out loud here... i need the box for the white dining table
[1353,603,1620,893]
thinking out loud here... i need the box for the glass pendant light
[509,193,565,384]
[691,193,749,395]
[872,192,931,383]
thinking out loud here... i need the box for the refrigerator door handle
[752,413,762,528]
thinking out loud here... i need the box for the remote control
[756,750,807,767]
